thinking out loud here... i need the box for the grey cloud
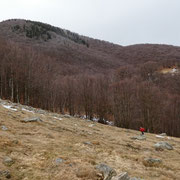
[0,0,179,46]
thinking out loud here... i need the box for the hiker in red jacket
[140,127,145,135]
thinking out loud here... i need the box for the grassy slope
[0,100,180,180]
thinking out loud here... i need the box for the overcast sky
[0,0,180,46]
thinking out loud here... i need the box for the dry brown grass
[0,100,180,180]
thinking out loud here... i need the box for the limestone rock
[96,163,117,180]
[0,170,11,179]
[21,117,42,123]
[3,157,14,166]
[83,141,92,145]
[154,141,173,151]
[111,172,130,180]
[35,109,46,114]
[130,178,143,180]
[156,135,165,139]
[131,135,146,140]
[63,114,71,118]
[112,172,143,180]
[159,133,167,136]
[89,124,95,127]
[1,125,8,131]
[55,158,64,165]
[143,158,162,167]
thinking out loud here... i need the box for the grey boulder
[0,170,11,179]
[63,114,71,118]
[131,135,146,140]
[96,163,117,180]
[55,158,65,165]
[111,172,130,180]
[159,133,167,136]
[112,172,143,180]
[154,141,173,151]
[3,157,14,166]
[1,125,8,131]
[21,117,42,123]
[143,158,162,167]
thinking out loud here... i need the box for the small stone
[3,157,14,166]
[46,134,54,139]
[130,178,144,180]
[36,109,46,114]
[12,140,19,144]
[83,141,92,145]
[55,158,64,165]
[1,125,8,131]
[69,163,73,167]
[89,124,95,127]
[96,163,117,180]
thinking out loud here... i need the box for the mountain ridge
[1,19,180,71]
[0,19,180,64]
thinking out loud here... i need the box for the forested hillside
[0,19,180,137]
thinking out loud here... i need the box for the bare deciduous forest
[0,19,180,137]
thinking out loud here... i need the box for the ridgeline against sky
[0,0,180,46]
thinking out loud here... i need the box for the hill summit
[1,19,180,74]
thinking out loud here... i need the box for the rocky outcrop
[131,135,146,140]
[154,141,173,151]
[21,117,42,123]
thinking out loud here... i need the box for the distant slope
[0,19,124,74]
[1,19,180,75]
[120,44,180,64]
